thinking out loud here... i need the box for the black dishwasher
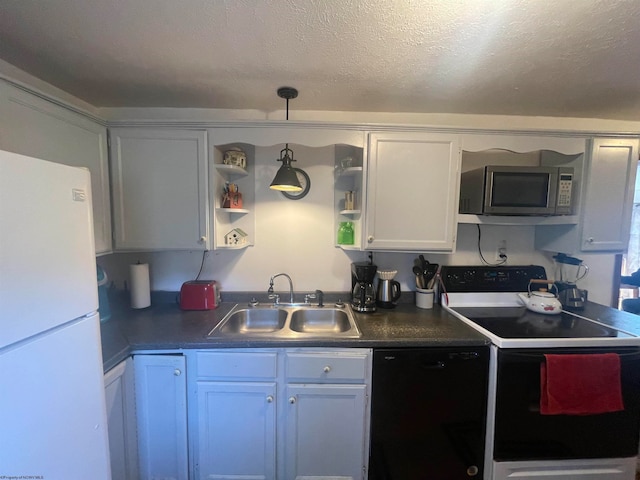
[369,347,489,479]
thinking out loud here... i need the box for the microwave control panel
[556,168,573,214]
[557,173,573,207]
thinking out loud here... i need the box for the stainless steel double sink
[208,303,361,339]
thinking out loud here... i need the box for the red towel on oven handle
[540,353,624,415]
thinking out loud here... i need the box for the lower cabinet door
[134,354,188,480]
[195,381,277,480]
[104,358,138,480]
[284,384,367,480]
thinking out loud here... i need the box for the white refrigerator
[0,149,111,479]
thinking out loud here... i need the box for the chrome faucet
[268,273,295,304]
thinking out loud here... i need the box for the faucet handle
[248,297,259,307]
[268,293,280,305]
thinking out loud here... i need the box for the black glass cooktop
[452,306,633,339]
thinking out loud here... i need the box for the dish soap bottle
[337,221,354,245]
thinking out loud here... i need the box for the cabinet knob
[288,396,297,404]
[266,395,274,403]
[367,235,374,243]
[323,365,332,373]
[174,369,182,376]
[199,236,207,243]
[587,237,594,243]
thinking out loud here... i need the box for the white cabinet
[536,138,639,253]
[0,82,112,254]
[104,358,138,480]
[580,138,639,251]
[134,354,188,480]
[196,381,277,479]
[283,351,370,480]
[189,348,372,480]
[192,350,278,479]
[110,128,209,250]
[284,384,367,479]
[365,132,461,251]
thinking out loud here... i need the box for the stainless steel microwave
[459,165,574,215]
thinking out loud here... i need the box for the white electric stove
[440,265,640,480]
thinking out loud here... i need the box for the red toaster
[179,280,220,310]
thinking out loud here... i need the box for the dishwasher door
[369,347,489,480]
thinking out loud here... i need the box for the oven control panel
[441,265,547,292]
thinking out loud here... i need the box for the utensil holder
[416,288,434,309]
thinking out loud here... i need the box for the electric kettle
[376,270,401,309]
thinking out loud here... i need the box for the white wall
[98,142,617,305]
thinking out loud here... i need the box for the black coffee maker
[351,261,377,313]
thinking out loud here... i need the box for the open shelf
[214,164,248,177]
[216,207,250,215]
[458,214,579,226]
[336,166,363,177]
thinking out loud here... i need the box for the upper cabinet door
[581,138,639,251]
[110,128,209,251]
[0,82,112,254]
[365,132,461,251]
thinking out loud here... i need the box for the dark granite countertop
[565,301,640,335]
[100,292,490,372]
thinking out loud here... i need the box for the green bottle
[337,222,354,245]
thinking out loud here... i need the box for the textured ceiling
[1,0,639,120]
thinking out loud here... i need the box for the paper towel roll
[130,263,151,309]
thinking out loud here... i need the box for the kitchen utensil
[378,269,397,280]
[553,253,589,310]
[423,263,439,287]
[415,288,434,309]
[179,280,220,310]
[558,287,587,310]
[554,253,589,284]
[412,265,425,288]
[377,270,401,308]
[351,262,377,313]
[517,279,562,315]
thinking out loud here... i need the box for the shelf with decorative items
[334,145,365,250]
[211,143,255,250]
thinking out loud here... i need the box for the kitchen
[2,1,640,480]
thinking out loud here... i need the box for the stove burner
[453,306,633,339]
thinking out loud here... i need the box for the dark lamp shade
[270,165,303,191]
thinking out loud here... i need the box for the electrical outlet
[496,240,507,262]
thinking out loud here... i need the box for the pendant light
[270,87,303,192]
